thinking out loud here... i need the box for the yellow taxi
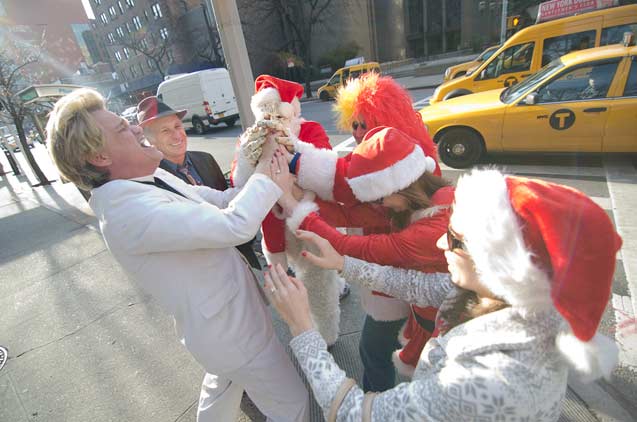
[420,42,637,168]
[317,62,381,101]
[443,45,499,81]
[430,4,637,104]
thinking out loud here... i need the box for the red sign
[537,0,618,23]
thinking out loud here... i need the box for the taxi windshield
[501,60,564,104]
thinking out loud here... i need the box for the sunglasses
[352,121,367,131]
[446,226,466,252]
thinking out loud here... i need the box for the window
[133,16,142,30]
[123,47,130,59]
[117,1,124,14]
[138,62,144,75]
[125,22,132,33]
[542,30,596,66]
[115,51,122,62]
[147,58,154,71]
[536,60,620,103]
[159,27,168,40]
[623,59,637,97]
[479,42,535,80]
[125,0,135,7]
[151,3,162,19]
[94,0,101,5]
[601,23,637,46]
[116,26,124,38]
[100,13,108,25]
[108,6,117,18]
[107,33,115,44]
[120,69,127,79]
[130,65,137,78]
[140,38,149,50]
[167,49,174,63]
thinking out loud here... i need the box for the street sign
[537,0,618,23]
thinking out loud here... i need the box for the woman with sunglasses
[282,126,453,380]
[267,168,621,421]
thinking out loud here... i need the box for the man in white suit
[46,88,309,422]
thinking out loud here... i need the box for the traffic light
[507,15,521,30]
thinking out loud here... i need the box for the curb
[568,375,636,421]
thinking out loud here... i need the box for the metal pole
[208,0,255,130]
[500,0,508,44]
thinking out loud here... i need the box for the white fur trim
[286,198,319,232]
[556,332,618,382]
[232,147,256,188]
[392,349,415,378]
[295,142,338,201]
[251,87,281,119]
[346,146,428,202]
[397,323,409,347]
[261,245,288,268]
[451,169,553,311]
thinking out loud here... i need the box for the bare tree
[0,33,51,185]
[115,26,172,78]
[241,0,339,98]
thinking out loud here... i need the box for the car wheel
[319,91,330,101]
[443,89,473,101]
[437,128,484,169]
[192,117,206,135]
[225,118,237,127]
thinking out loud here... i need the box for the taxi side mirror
[480,69,487,79]
[522,92,538,105]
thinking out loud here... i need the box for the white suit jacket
[89,168,281,374]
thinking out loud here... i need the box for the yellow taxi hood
[420,88,505,121]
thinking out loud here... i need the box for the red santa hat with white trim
[451,169,622,381]
[345,126,437,202]
[251,75,304,121]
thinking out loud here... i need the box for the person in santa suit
[231,75,348,346]
[282,126,454,381]
[231,75,331,270]
[266,167,621,421]
[286,74,442,392]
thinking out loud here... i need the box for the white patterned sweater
[290,256,569,421]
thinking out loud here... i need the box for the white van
[156,68,239,134]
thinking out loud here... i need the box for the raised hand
[295,230,345,271]
[264,263,314,337]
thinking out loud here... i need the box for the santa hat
[451,169,622,382]
[251,75,304,120]
[345,126,437,202]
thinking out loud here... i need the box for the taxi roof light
[623,32,635,47]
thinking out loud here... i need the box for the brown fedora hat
[137,96,187,126]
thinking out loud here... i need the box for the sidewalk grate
[559,387,599,422]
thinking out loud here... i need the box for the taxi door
[502,60,620,152]
[604,56,637,152]
[469,41,536,92]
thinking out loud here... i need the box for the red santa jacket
[288,186,454,372]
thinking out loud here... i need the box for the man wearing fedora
[137,96,260,269]
[46,88,310,422]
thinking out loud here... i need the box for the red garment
[262,120,331,254]
[301,186,455,369]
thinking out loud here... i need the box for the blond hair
[46,88,108,190]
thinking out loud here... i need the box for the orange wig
[334,73,438,162]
